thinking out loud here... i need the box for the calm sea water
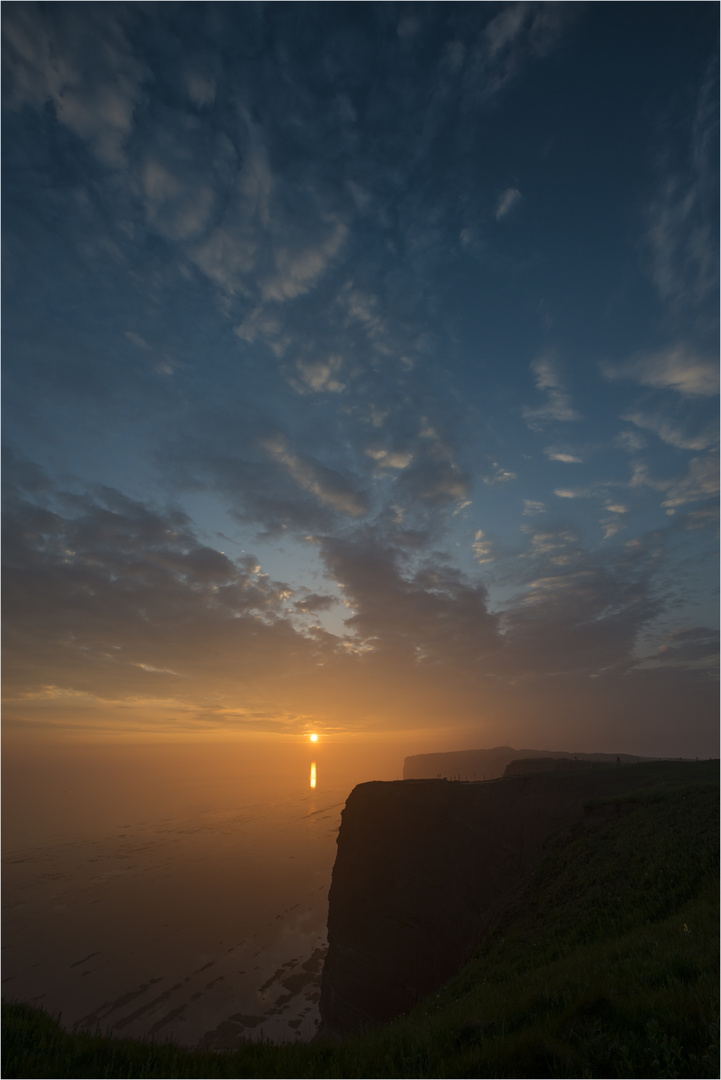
[2,739,405,1047]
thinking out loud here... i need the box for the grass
[3,761,719,1078]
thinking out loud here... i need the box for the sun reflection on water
[309,762,317,789]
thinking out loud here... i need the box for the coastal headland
[319,758,716,1038]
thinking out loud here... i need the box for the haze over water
[2,739,404,1046]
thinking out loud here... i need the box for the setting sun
[309,733,318,743]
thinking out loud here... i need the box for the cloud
[627,454,719,514]
[683,507,718,531]
[522,569,597,605]
[157,396,372,538]
[523,499,546,515]
[392,422,471,505]
[603,345,719,398]
[123,330,179,377]
[398,460,470,505]
[136,100,349,309]
[340,286,394,349]
[500,534,667,679]
[653,627,719,672]
[133,662,181,676]
[601,518,625,540]
[261,218,349,303]
[485,3,530,58]
[623,411,718,451]
[444,40,466,73]
[646,60,719,310]
[365,448,413,471]
[397,14,421,39]
[495,187,522,220]
[545,449,583,463]
[1,457,325,712]
[503,566,658,675]
[525,527,581,565]
[293,356,346,394]
[4,451,716,744]
[188,140,273,297]
[628,462,671,494]
[483,461,518,485]
[600,503,628,540]
[319,530,500,663]
[262,435,367,517]
[141,157,216,241]
[661,455,719,513]
[523,357,580,426]
[3,5,148,166]
[186,70,216,108]
[472,529,494,564]
[234,306,289,352]
[480,2,575,96]
[292,592,338,615]
[615,430,646,453]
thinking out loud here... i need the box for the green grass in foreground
[4,761,719,1078]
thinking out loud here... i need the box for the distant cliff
[318,764,667,1039]
[403,746,644,781]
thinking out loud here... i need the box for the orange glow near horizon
[309,761,317,789]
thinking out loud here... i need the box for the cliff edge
[403,746,644,781]
[318,764,679,1039]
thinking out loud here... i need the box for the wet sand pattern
[3,791,344,1046]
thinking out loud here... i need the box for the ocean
[2,738,405,1048]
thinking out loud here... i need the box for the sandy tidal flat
[2,778,347,1047]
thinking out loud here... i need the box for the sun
[309,733,318,743]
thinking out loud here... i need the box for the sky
[3,2,719,758]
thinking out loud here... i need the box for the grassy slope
[3,761,719,1079]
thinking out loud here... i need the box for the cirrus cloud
[603,344,719,398]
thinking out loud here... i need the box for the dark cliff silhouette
[318,761,686,1039]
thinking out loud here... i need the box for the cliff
[403,746,644,781]
[504,756,619,776]
[318,764,672,1039]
